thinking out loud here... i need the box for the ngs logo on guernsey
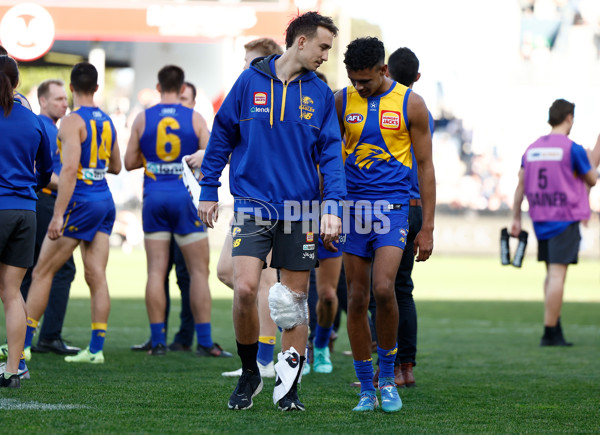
[345,113,364,124]
[253,92,267,105]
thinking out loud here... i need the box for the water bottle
[512,230,528,268]
[500,228,510,265]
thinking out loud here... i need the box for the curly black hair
[343,37,385,71]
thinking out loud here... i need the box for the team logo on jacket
[346,113,364,124]
[380,110,401,130]
[300,95,315,120]
[253,92,267,105]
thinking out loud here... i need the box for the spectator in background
[21,80,80,357]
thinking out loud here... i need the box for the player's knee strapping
[268,283,308,330]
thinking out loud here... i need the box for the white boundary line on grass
[0,398,90,410]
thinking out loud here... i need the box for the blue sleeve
[35,118,53,190]
[571,142,591,176]
[199,75,244,202]
[315,90,346,217]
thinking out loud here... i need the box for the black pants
[394,205,421,365]
[164,238,194,346]
[20,192,76,342]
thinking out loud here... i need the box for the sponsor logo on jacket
[254,92,267,105]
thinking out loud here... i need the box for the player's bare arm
[185,112,210,169]
[408,91,435,262]
[334,90,346,138]
[48,113,84,240]
[108,138,122,174]
[510,168,525,237]
[124,112,145,171]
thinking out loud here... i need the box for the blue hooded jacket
[200,54,346,220]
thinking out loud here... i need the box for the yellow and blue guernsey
[140,104,198,192]
[342,82,412,206]
[58,106,116,201]
[200,54,346,220]
[139,103,203,234]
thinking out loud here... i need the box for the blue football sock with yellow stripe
[257,336,275,365]
[354,359,375,394]
[195,323,213,348]
[89,323,107,354]
[377,344,398,379]
[150,322,166,348]
[24,317,38,349]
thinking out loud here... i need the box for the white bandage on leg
[268,283,308,330]
[273,346,301,404]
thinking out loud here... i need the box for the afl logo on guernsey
[380,111,401,130]
[346,113,364,124]
[253,92,267,105]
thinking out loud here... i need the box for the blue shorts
[63,197,116,242]
[318,237,342,260]
[143,188,205,235]
[340,209,409,258]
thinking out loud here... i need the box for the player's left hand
[320,214,341,245]
[414,227,433,262]
[48,215,64,240]
[185,150,205,169]
[322,239,339,253]
[198,200,219,229]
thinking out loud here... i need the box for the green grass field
[1,249,599,433]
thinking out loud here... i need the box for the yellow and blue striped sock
[24,317,38,349]
[89,323,107,354]
[257,336,276,365]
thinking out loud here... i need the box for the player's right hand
[198,201,219,229]
[510,220,521,238]
[48,215,64,240]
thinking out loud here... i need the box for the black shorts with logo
[537,221,580,265]
[0,209,36,268]
[231,212,318,271]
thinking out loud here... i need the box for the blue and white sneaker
[312,346,333,373]
[379,377,402,412]
[353,390,378,411]
[0,362,30,380]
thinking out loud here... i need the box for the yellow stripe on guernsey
[343,84,412,169]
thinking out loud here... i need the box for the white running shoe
[222,361,275,378]
[0,362,30,380]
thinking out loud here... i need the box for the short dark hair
[71,62,98,94]
[344,37,385,72]
[37,79,64,101]
[158,65,185,93]
[244,38,283,56]
[388,47,419,87]
[0,55,18,115]
[184,81,196,100]
[0,45,7,56]
[548,99,575,126]
[285,11,338,49]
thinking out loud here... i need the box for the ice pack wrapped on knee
[268,283,308,330]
